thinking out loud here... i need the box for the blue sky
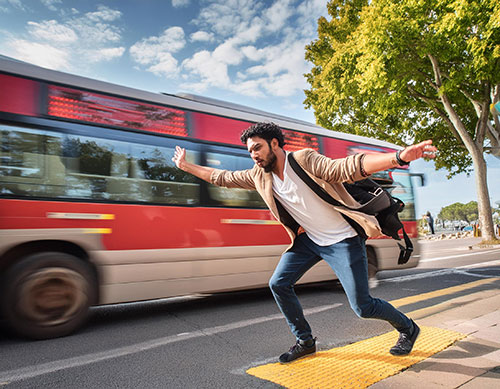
[0,0,498,219]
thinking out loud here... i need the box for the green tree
[305,0,499,240]
[438,201,478,223]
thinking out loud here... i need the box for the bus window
[387,170,416,221]
[1,126,66,197]
[0,125,200,205]
[205,151,266,208]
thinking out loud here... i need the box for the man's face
[246,136,277,173]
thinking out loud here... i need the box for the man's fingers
[172,146,185,164]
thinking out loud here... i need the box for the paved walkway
[371,278,500,388]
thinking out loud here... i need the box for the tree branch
[427,54,443,88]
[427,54,478,153]
[407,86,463,142]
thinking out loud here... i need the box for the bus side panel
[0,74,39,117]
[0,199,290,250]
[191,112,251,146]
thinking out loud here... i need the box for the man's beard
[262,151,277,173]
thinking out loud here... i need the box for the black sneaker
[279,338,316,363]
[390,320,420,356]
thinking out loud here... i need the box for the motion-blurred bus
[0,56,421,339]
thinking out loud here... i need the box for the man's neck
[272,149,286,180]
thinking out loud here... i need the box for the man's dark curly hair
[240,122,285,148]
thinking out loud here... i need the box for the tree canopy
[438,201,478,222]
[305,0,499,176]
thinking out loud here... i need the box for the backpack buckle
[370,187,383,196]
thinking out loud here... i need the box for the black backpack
[288,152,413,264]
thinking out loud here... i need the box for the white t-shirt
[272,153,357,246]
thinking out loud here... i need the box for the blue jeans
[269,234,412,341]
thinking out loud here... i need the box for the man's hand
[172,146,187,170]
[399,140,437,163]
[363,139,438,175]
[171,145,215,182]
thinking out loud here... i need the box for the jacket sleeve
[210,168,257,190]
[301,149,367,183]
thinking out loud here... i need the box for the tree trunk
[471,151,495,240]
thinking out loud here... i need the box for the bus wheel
[1,252,97,340]
[366,247,379,288]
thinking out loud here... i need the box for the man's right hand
[171,145,215,183]
[172,146,186,170]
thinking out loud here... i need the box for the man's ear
[270,138,279,150]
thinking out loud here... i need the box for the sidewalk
[371,278,500,388]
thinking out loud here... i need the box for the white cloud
[231,79,264,97]
[262,0,294,32]
[0,0,24,13]
[7,39,70,69]
[213,39,243,66]
[190,31,214,42]
[84,5,122,22]
[130,27,185,77]
[240,45,265,61]
[195,0,262,37]
[1,4,124,70]
[182,50,231,88]
[87,47,126,63]
[147,54,179,77]
[71,6,122,44]
[172,0,190,8]
[239,38,310,96]
[41,0,62,12]
[296,0,329,37]
[27,20,77,43]
[178,0,325,99]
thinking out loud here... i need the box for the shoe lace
[395,332,410,347]
[288,342,302,353]
[289,338,315,353]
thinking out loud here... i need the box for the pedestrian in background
[172,122,437,363]
[426,211,435,235]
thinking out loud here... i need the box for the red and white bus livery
[0,56,421,339]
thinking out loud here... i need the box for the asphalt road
[1,237,499,388]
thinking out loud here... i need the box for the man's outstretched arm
[172,146,214,182]
[362,140,437,175]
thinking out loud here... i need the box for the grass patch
[478,238,500,247]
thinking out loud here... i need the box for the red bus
[0,56,421,339]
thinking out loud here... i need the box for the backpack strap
[287,152,367,239]
[398,229,413,264]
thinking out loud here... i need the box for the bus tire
[0,252,97,340]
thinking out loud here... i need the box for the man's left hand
[400,140,437,163]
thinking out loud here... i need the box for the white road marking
[382,259,500,283]
[419,249,500,263]
[0,303,342,383]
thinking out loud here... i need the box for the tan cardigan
[210,148,382,247]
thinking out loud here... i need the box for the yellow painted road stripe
[247,278,500,388]
[390,277,500,308]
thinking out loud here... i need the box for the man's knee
[269,276,290,294]
[353,300,377,319]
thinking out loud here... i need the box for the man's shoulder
[291,148,322,165]
[291,148,318,159]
